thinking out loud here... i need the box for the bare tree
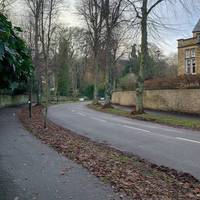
[19,13,35,118]
[24,0,63,128]
[111,29,128,90]
[102,0,125,106]
[127,0,151,113]
[70,28,92,97]
[39,0,63,128]
[25,0,43,104]
[127,0,197,113]
[78,0,104,103]
[0,0,16,13]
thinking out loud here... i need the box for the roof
[193,19,200,33]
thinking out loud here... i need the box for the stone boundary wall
[0,95,29,108]
[112,89,200,114]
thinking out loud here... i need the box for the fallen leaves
[18,106,200,200]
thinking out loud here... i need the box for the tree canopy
[0,13,32,91]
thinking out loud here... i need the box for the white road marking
[131,121,180,133]
[149,126,183,133]
[98,116,183,134]
[54,105,200,146]
[123,125,152,133]
[176,137,200,144]
[77,112,86,117]
[122,125,176,140]
[67,106,200,144]
[91,117,106,123]
[147,132,174,139]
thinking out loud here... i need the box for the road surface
[48,102,200,180]
[0,107,126,200]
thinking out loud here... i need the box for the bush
[0,14,33,90]
[83,85,94,99]
[118,73,137,90]
[97,83,105,97]
[144,75,200,90]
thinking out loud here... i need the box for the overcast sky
[11,0,200,56]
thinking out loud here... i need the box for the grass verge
[88,104,200,130]
[18,106,200,200]
[135,113,200,130]
[88,104,131,117]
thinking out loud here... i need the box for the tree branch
[127,0,142,19]
[147,0,164,15]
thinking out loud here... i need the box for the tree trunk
[34,14,41,105]
[44,60,48,129]
[136,0,148,113]
[93,53,99,104]
[42,0,53,129]
[36,78,42,105]
[28,78,32,119]
[104,29,112,106]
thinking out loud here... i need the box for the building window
[185,49,190,58]
[185,48,196,74]
[197,34,200,43]
[191,48,195,57]
[192,58,196,74]
[186,59,191,74]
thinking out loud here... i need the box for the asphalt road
[48,102,200,180]
[0,107,126,200]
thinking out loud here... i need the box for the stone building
[177,19,200,76]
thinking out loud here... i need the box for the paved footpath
[0,107,125,200]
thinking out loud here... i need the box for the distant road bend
[48,102,200,180]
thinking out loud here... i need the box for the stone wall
[112,89,200,114]
[0,95,29,108]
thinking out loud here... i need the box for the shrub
[118,73,137,90]
[144,75,200,90]
[0,14,33,91]
[97,83,105,97]
[83,85,94,99]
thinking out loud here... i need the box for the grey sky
[11,0,200,56]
